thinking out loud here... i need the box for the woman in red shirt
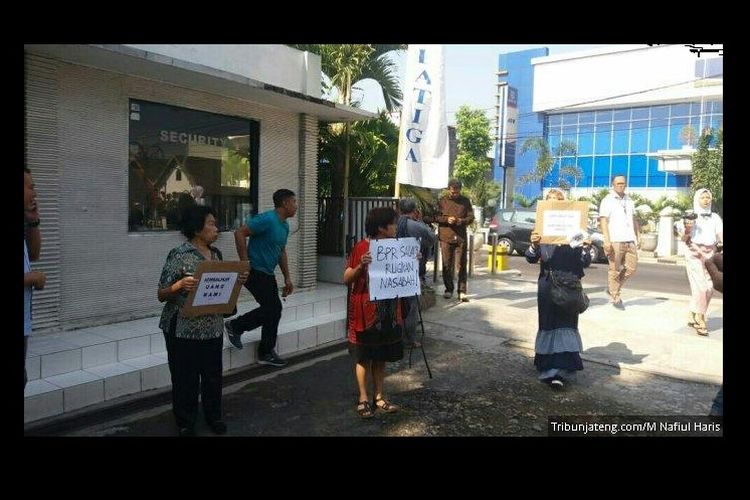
[344,206,404,418]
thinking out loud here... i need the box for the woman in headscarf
[674,188,723,336]
[525,189,592,389]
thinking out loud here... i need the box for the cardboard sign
[534,200,589,244]
[368,237,421,301]
[182,261,249,317]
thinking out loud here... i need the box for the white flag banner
[396,45,449,189]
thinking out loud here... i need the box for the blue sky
[354,44,613,125]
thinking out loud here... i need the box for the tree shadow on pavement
[583,342,648,373]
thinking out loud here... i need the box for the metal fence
[317,196,399,256]
[317,196,344,256]
[346,197,399,254]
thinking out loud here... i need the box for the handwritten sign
[368,237,421,301]
[534,200,589,244]
[192,272,238,306]
[182,261,249,317]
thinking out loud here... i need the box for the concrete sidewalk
[425,269,722,384]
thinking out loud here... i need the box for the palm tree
[519,138,582,190]
[290,44,405,253]
[512,193,540,208]
[291,45,404,197]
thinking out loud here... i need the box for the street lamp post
[495,70,509,208]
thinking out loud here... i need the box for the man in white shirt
[599,175,640,310]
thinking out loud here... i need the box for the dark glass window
[670,103,691,117]
[578,156,593,188]
[669,117,690,149]
[578,112,595,124]
[128,99,259,232]
[578,124,594,155]
[649,118,669,151]
[651,106,669,120]
[513,210,536,224]
[548,126,561,151]
[594,156,612,188]
[630,122,648,153]
[562,113,578,126]
[632,107,649,120]
[648,157,665,187]
[561,126,577,151]
[594,123,612,155]
[629,155,647,188]
[613,109,630,122]
[595,110,612,124]
[612,121,629,154]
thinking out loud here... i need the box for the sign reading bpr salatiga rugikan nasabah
[367,237,421,301]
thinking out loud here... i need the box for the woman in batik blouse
[158,204,248,436]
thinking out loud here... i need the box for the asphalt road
[472,255,700,297]
[62,333,720,437]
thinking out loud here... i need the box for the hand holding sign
[360,251,373,267]
[534,200,589,245]
[182,261,250,317]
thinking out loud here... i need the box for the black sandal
[357,400,374,418]
[374,397,399,413]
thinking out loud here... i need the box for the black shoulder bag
[547,269,590,314]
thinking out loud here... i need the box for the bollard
[468,230,474,277]
[490,233,498,275]
[433,239,439,283]
[497,245,509,271]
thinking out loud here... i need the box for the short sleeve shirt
[346,239,403,343]
[599,192,637,242]
[246,210,289,276]
[158,242,224,340]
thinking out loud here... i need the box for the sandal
[374,397,399,413]
[687,312,698,327]
[405,340,422,349]
[357,400,374,419]
[694,315,709,336]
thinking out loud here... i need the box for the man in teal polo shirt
[225,189,297,367]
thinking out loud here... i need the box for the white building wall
[51,59,309,329]
[532,44,723,112]
[124,44,322,98]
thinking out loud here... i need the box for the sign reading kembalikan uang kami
[367,237,421,301]
[182,261,249,317]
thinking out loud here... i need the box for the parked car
[487,208,537,256]
[488,208,607,266]
[586,227,608,264]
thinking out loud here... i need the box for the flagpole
[394,108,404,198]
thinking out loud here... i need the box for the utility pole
[495,69,509,208]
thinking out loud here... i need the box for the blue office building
[495,48,548,203]
[498,45,723,202]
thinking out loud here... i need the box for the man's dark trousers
[440,239,467,294]
[228,270,282,357]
